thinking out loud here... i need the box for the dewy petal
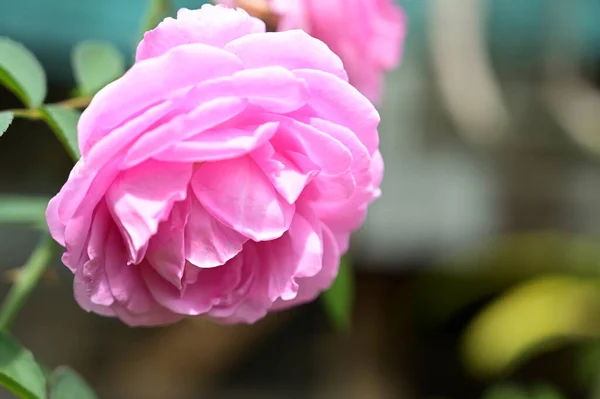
[136,5,265,62]
[78,43,244,155]
[226,30,347,81]
[250,142,320,204]
[105,160,192,264]
[185,196,248,268]
[191,156,295,241]
[145,198,190,289]
[153,121,279,163]
[293,69,381,155]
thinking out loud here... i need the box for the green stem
[0,233,55,330]
[10,95,93,121]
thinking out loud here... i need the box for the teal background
[1,0,600,81]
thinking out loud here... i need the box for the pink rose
[46,5,383,326]
[219,0,407,104]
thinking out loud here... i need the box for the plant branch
[0,233,55,330]
[9,95,93,120]
[55,95,93,109]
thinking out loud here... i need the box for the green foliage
[40,106,81,161]
[72,41,125,96]
[461,275,600,379]
[0,111,14,137]
[482,384,529,399]
[419,232,600,327]
[49,367,97,399]
[481,383,565,399]
[574,339,600,387]
[321,255,355,331]
[0,37,46,108]
[0,196,49,227]
[0,331,46,399]
[528,384,566,399]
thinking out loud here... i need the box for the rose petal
[153,121,279,163]
[105,160,192,264]
[102,229,157,314]
[143,255,243,315]
[271,116,353,176]
[191,156,295,241]
[78,43,244,153]
[250,142,320,204]
[229,66,309,113]
[136,5,265,61]
[145,198,190,289]
[61,160,120,271]
[226,30,347,81]
[293,69,380,155]
[73,202,114,309]
[272,224,340,310]
[123,96,248,168]
[185,197,248,268]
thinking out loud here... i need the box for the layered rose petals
[219,0,407,104]
[46,5,384,326]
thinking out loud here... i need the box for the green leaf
[0,37,46,107]
[72,41,124,96]
[0,111,14,137]
[529,384,565,399]
[481,383,528,399]
[0,331,46,399]
[321,255,355,331]
[49,367,97,399]
[0,196,49,227]
[40,106,81,161]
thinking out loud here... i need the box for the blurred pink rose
[46,4,383,326]
[219,0,407,104]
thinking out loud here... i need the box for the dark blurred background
[3,0,600,398]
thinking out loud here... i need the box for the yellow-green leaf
[0,38,46,107]
[461,275,600,379]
